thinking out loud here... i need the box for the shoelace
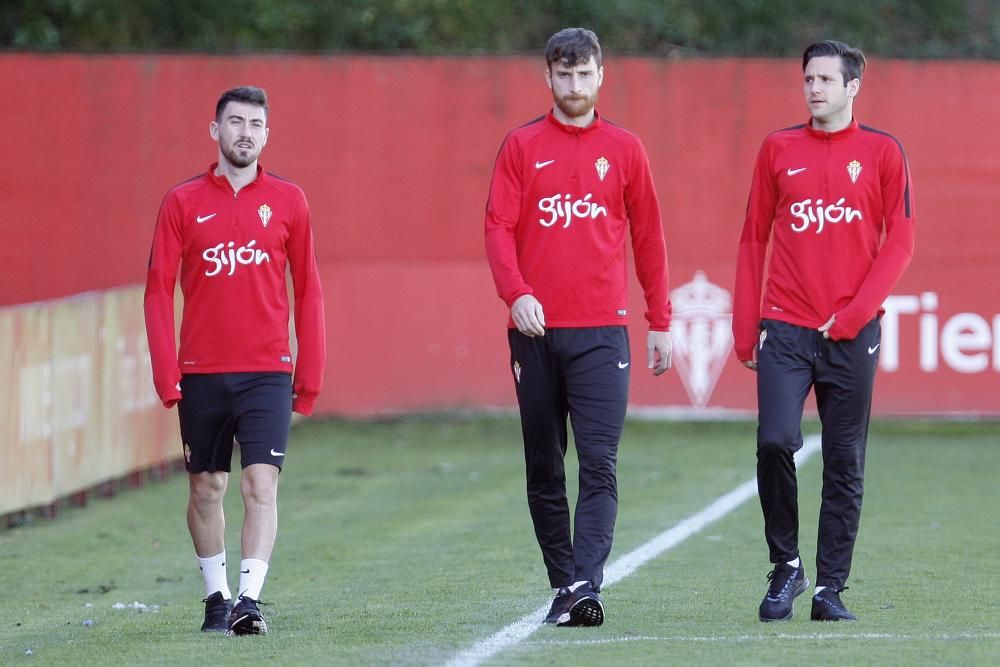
[236,595,267,606]
[202,594,231,604]
[765,567,799,598]
[816,586,849,604]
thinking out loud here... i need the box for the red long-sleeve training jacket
[485,111,671,331]
[733,119,915,361]
[144,164,326,415]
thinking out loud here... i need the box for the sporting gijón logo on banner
[670,271,734,408]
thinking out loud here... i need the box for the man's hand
[819,314,836,339]
[511,294,546,337]
[742,359,758,371]
[647,331,672,376]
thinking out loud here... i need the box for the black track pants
[755,317,880,590]
[508,326,630,589]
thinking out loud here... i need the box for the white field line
[527,631,1000,645]
[441,435,823,667]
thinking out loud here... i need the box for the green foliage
[2,416,1000,665]
[3,0,999,57]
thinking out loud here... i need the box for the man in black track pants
[733,40,915,622]
[485,27,673,627]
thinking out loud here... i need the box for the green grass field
[2,416,999,665]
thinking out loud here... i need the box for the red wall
[2,55,997,415]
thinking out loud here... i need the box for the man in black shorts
[144,86,326,635]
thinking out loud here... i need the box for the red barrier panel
[1,55,997,415]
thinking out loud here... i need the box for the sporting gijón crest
[670,271,734,408]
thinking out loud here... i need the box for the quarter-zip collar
[207,162,266,194]
[546,109,603,136]
[806,118,859,142]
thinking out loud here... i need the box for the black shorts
[177,372,293,474]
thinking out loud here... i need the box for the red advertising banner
[0,55,997,421]
[628,272,1000,416]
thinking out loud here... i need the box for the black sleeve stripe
[485,133,515,214]
[860,124,912,219]
[603,117,630,130]
[268,171,294,183]
[491,115,545,164]
[165,172,204,192]
[485,115,545,212]
[761,123,807,144]
[516,114,546,130]
[601,117,641,140]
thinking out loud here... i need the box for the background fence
[2,53,998,514]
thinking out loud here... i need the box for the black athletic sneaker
[200,591,233,633]
[557,582,605,627]
[811,587,857,621]
[228,595,268,636]
[759,562,809,622]
[544,587,573,624]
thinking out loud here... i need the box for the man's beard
[221,142,259,168]
[554,91,597,119]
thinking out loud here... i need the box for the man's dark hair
[215,86,269,121]
[802,40,866,86]
[545,28,602,69]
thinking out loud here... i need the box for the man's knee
[189,471,228,505]
[757,426,802,458]
[576,446,617,491]
[241,464,279,507]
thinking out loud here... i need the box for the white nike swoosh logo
[535,160,555,169]
[196,213,217,223]
[868,344,880,354]
[270,449,285,457]
[786,167,807,176]
[617,361,630,369]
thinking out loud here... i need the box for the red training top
[485,111,671,331]
[144,164,326,415]
[733,119,915,361]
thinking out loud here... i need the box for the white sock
[787,557,801,568]
[238,558,269,601]
[569,580,590,592]
[814,585,827,596]
[197,551,231,599]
